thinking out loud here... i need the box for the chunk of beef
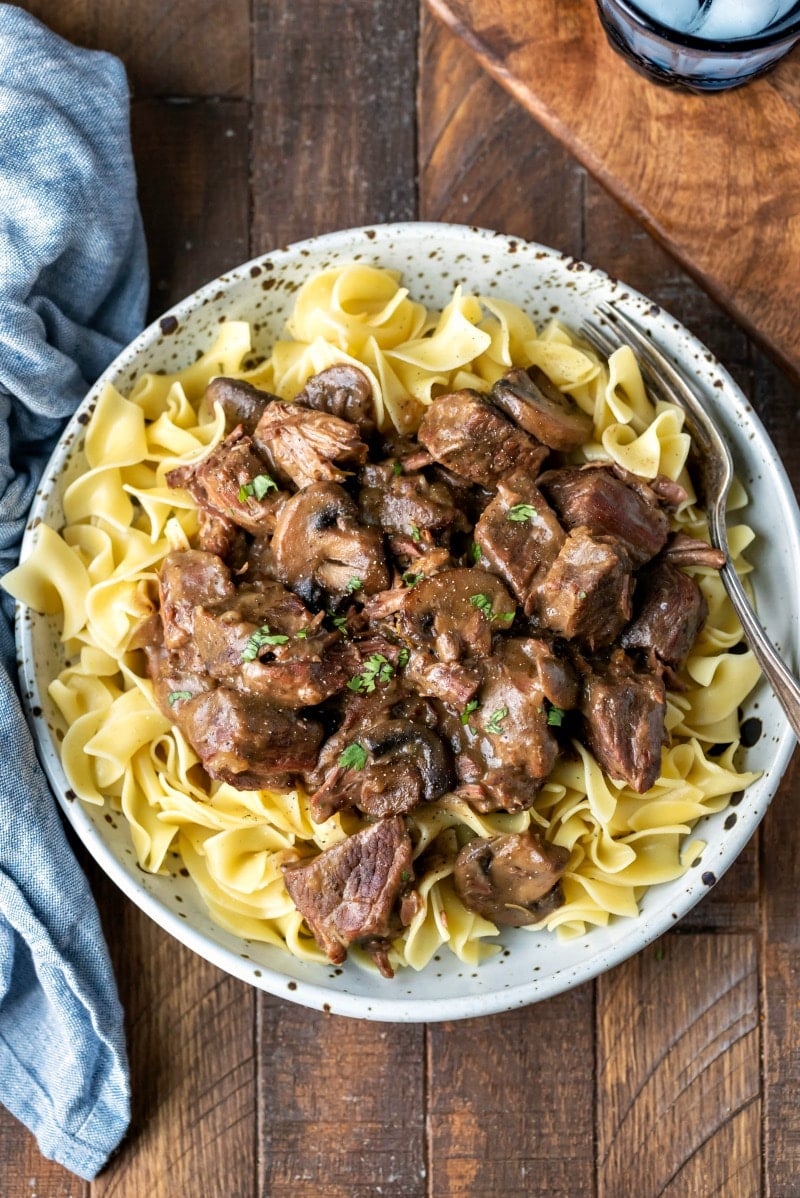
[158,550,235,650]
[195,508,247,566]
[281,816,413,976]
[621,559,708,671]
[403,649,481,708]
[400,568,516,663]
[539,464,669,566]
[167,427,285,534]
[417,390,548,486]
[580,652,666,793]
[490,367,593,450]
[445,638,568,813]
[253,401,367,490]
[310,717,453,821]
[205,376,276,436]
[453,829,569,926]
[359,463,461,538]
[144,635,213,719]
[271,481,390,609]
[295,364,376,435]
[538,527,633,648]
[473,473,565,614]
[177,687,324,789]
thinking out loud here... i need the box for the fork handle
[718,558,800,742]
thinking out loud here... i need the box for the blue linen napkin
[0,4,148,1179]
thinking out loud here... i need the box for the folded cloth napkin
[0,4,148,1179]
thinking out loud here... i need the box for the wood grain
[425,0,800,383]
[597,934,761,1197]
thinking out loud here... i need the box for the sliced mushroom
[491,367,593,451]
[295,364,376,435]
[453,829,569,926]
[400,567,516,662]
[272,481,390,609]
[205,376,277,436]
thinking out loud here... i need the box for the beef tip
[490,366,593,451]
[580,651,666,793]
[295,364,376,436]
[205,376,276,436]
[144,635,213,719]
[516,637,579,710]
[195,507,248,566]
[272,481,390,609]
[454,829,569,926]
[621,559,708,671]
[177,687,324,789]
[662,531,726,570]
[311,718,453,821]
[449,638,566,813]
[253,400,368,490]
[158,550,235,650]
[539,464,669,567]
[237,642,359,709]
[281,816,413,976]
[538,527,633,648]
[167,427,285,534]
[400,568,516,663]
[243,533,279,587]
[359,463,462,538]
[417,390,548,487]
[473,473,565,614]
[403,649,481,708]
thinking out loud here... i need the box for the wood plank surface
[3,2,800,1196]
[425,0,800,384]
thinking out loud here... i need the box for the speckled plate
[15,223,800,1021]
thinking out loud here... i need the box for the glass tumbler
[594,0,800,91]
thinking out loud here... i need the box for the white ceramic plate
[15,222,800,1021]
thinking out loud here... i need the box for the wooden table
[4,3,800,1195]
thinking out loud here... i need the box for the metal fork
[580,300,800,741]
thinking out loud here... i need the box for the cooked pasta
[3,264,760,973]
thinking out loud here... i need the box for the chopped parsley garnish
[469,593,516,624]
[469,541,482,564]
[401,869,411,883]
[392,461,403,476]
[339,742,368,771]
[460,698,480,725]
[397,647,410,668]
[410,523,421,542]
[578,590,587,601]
[546,705,565,727]
[486,705,509,735]
[402,571,423,587]
[167,690,192,706]
[237,472,278,503]
[347,653,394,693]
[345,576,363,594]
[241,624,289,661]
[329,613,348,633]
[295,628,310,640]
[507,503,538,523]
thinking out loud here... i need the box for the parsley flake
[410,523,421,543]
[345,576,363,595]
[469,541,482,564]
[237,473,278,503]
[295,628,310,640]
[347,653,395,694]
[507,503,538,523]
[329,613,348,634]
[460,698,480,725]
[402,571,423,587]
[546,705,565,727]
[486,705,509,735]
[339,742,368,771]
[241,624,289,661]
[168,690,193,706]
[470,592,495,618]
[392,461,403,476]
[397,647,410,668]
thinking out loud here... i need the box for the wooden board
[2,2,800,1196]
[425,0,800,383]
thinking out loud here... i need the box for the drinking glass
[595,0,800,91]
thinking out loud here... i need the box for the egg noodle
[4,264,761,973]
